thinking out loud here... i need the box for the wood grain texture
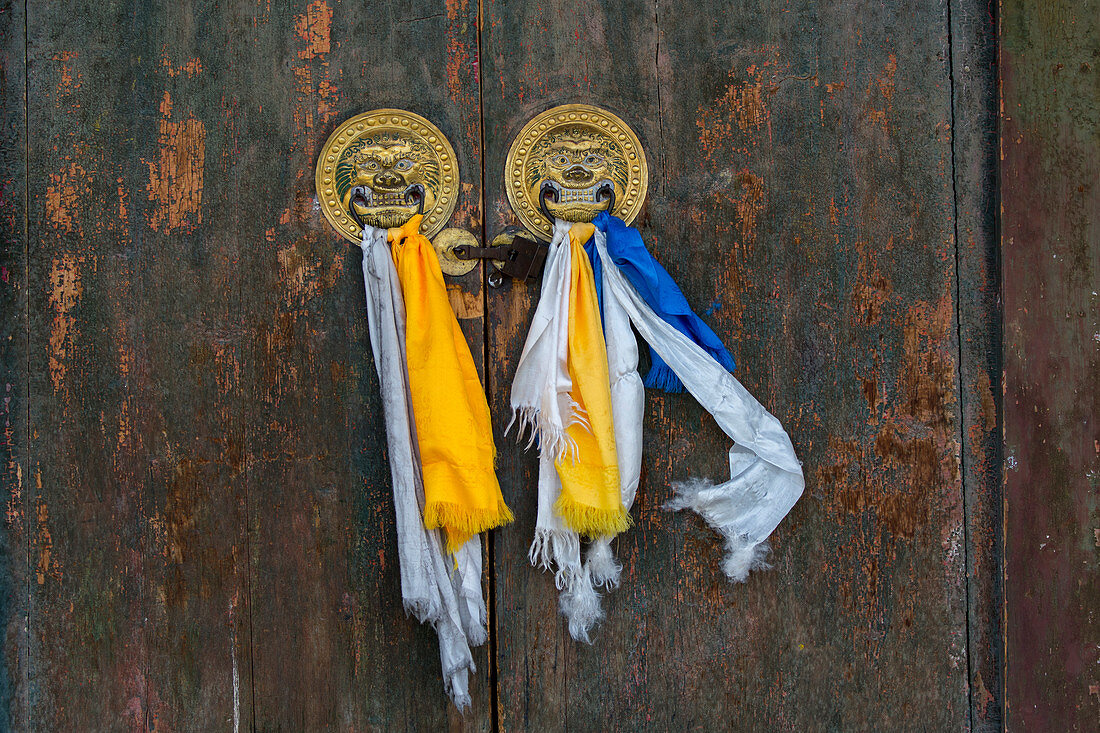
[482,0,972,728]
[0,1,27,729]
[1000,0,1100,729]
[237,0,491,729]
[19,0,490,729]
[949,0,1004,729]
[25,2,252,728]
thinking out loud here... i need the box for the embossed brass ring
[316,109,459,242]
[505,104,648,240]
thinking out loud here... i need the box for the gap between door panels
[472,2,503,731]
[945,0,1004,731]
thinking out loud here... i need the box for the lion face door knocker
[505,104,648,239]
[315,109,480,276]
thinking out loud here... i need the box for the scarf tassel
[552,493,632,538]
[423,500,515,555]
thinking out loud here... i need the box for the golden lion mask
[525,126,629,223]
[335,132,442,229]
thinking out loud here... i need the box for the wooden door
[3,0,1095,731]
[481,1,995,730]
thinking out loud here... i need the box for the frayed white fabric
[511,221,645,643]
[359,226,486,709]
[509,220,583,463]
[510,222,603,642]
[591,228,804,582]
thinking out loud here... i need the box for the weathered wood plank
[949,0,1004,728]
[20,0,493,729]
[0,1,28,729]
[238,1,491,729]
[24,2,252,728]
[483,0,970,728]
[1000,0,1100,729]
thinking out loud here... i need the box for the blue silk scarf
[585,212,736,392]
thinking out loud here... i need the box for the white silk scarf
[359,226,487,709]
[511,221,804,643]
[509,221,598,638]
[591,227,805,580]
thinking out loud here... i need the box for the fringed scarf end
[508,405,582,463]
[558,566,604,644]
[643,362,686,393]
[553,494,632,539]
[424,499,515,555]
[664,477,775,583]
[586,539,622,589]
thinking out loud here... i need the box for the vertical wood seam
[995,1,1008,725]
[475,2,502,730]
[21,1,30,728]
[944,2,978,729]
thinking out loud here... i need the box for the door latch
[454,226,549,287]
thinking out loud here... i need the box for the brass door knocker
[457,104,649,286]
[504,104,648,239]
[315,109,481,276]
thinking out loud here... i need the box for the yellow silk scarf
[554,222,630,537]
[389,215,513,553]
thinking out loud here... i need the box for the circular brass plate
[504,104,648,240]
[315,109,459,243]
[432,228,479,277]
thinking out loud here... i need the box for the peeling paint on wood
[483,0,971,729]
[1,0,1087,729]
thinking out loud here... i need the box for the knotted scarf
[388,215,513,554]
[585,211,736,392]
[358,224,491,709]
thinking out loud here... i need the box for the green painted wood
[18,0,491,729]
[24,2,252,727]
[236,1,491,729]
[0,1,28,729]
[1000,0,1100,729]
[949,0,1005,729]
[482,0,972,728]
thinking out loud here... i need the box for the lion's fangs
[543,179,615,205]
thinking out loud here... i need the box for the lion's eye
[552,155,569,166]
[584,154,603,165]
[394,159,414,171]
[363,160,379,170]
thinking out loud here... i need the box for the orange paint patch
[444,0,472,104]
[865,54,898,132]
[49,254,83,391]
[36,492,57,585]
[698,81,766,158]
[45,162,89,234]
[117,180,130,224]
[850,237,895,325]
[816,288,962,545]
[295,0,333,59]
[733,170,765,247]
[163,53,203,78]
[447,283,484,319]
[55,50,81,97]
[146,92,205,232]
[278,243,321,305]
